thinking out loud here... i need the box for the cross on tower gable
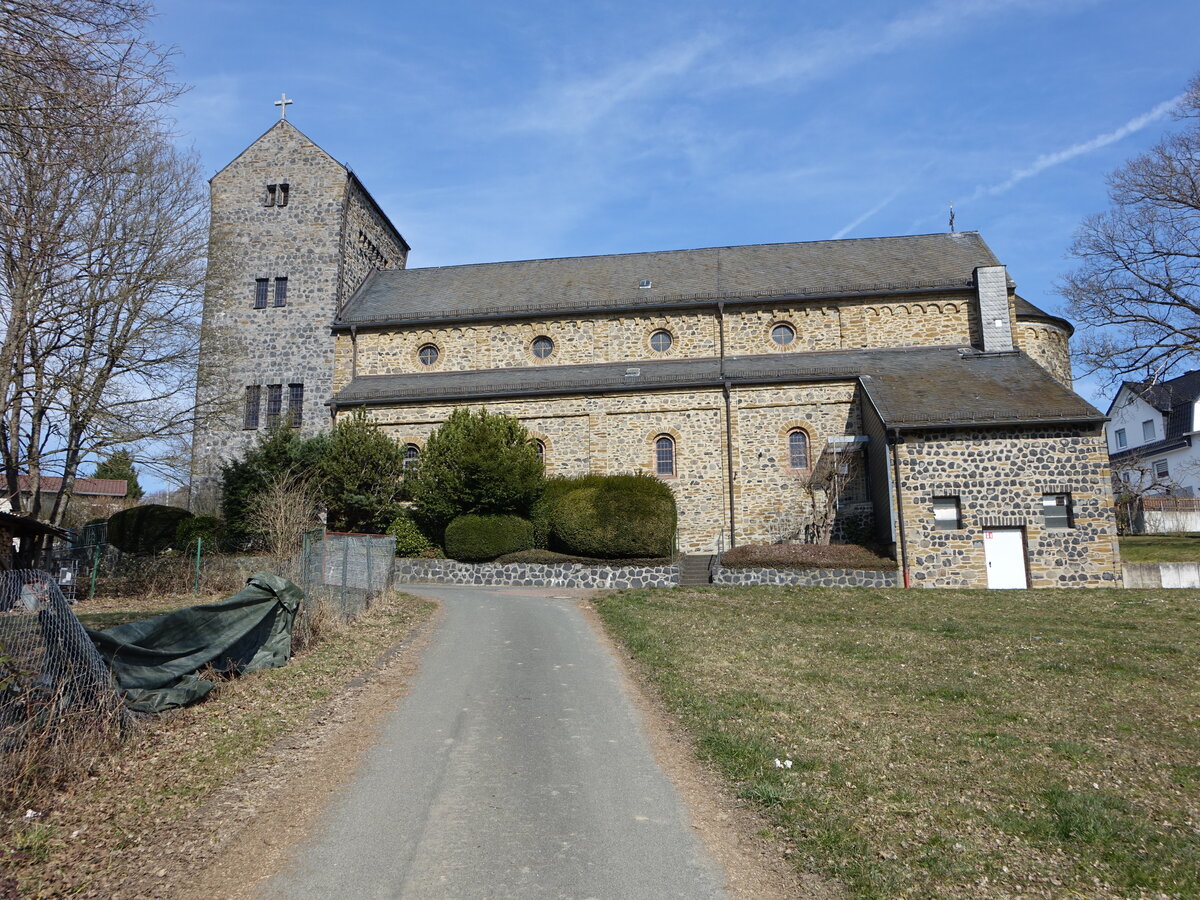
[274,92,293,120]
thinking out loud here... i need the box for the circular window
[771,322,796,346]
[418,343,439,366]
[650,329,673,353]
[531,335,554,359]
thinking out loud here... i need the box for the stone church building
[192,119,1121,588]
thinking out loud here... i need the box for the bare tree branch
[1062,74,1200,385]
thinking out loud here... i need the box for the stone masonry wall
[337,289,991,382]
[193,122,352,487]
[712,566,899,587]
[354,380,870,554]
[1015,323,1072,388]
[339,182,409,315]
[395,558,679,588]
[893,425,1120,588]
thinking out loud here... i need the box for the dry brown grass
[2,590,435,898]
[721,542,896,571]
[596,585,1200,899]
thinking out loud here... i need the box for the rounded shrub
[444,514,535,562]
[547,473,676,559]
[176,514,222,549]
[107,504,193,555]
[387,512,434,557]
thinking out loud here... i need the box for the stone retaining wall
[395,558,679,589]
[712,565,900,587]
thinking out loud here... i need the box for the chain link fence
[298,530,396,620]
[1,570,125,754]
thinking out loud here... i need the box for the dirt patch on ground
[577,594,843,900]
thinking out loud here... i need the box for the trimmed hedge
[445,514,535,562]
[542,473,676,559]
[107,504,193,555]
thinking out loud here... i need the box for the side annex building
[191,119,1121,589]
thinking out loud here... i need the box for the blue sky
[150,0,1200,409]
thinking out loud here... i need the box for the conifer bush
[408,409,543,537]
[386,512,434,557]
[444,514,535,562]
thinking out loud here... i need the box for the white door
[984,529,1027,589]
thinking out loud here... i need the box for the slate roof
[1012,295,1073,335]
[333,347,1102,429]
[335,232,1005,327]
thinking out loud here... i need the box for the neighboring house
[1,476,130,523]
[191,116,1121,589]
[1106,370,1200,498]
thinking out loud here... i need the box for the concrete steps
[678,554,715,586]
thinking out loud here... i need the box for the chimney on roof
[975,265,1013,352]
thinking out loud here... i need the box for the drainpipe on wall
[888,428,911,588]
[723,379,737,549]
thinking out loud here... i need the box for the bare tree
[0,2,208,532]
[247,469,323,575]
[769,443,864,545]
[1061,74,1200,384]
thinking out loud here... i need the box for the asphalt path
[261,585,730,899]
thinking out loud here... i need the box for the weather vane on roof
[274,93,293,121]
[949,202,956,233]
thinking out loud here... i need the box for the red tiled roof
[13,475,128,497]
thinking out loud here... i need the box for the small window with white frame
[1042,493,1073,529]
[1142,419,1156,441]
[932,496,961,530]
[1154,459,1169,479]
[1114,427,1127,449]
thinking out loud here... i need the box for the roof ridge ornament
[274,93,293,121]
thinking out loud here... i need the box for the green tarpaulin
[87,573,304,713]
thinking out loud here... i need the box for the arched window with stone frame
[403,443,420,470]
[654,434,676,478]
[787,428,810,471]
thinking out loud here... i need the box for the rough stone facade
[1015,323,1073,387]
[892,425,1121,587]
[712,566,900,587]
[395,558,680,588]
[191,121,407,495]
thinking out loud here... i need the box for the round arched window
[531,336,554,359]
[535,439,546,464]
[654,434,675,477]
[418,343,439,366]
[787,429,810,470]
[403,443,420,469]
[650,329,673,353]
[771,323,796,346]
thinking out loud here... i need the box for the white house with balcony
[1106,371,1200,524]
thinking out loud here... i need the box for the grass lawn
[1120,534,1200,563]
[595,586,1200,899]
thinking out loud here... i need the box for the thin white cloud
[831,162,937,239]
[506,0,1082,138]
[832,186,908,240]
[507,35,721,135]
[964,94,1185,202]
[716,0,1080,90]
